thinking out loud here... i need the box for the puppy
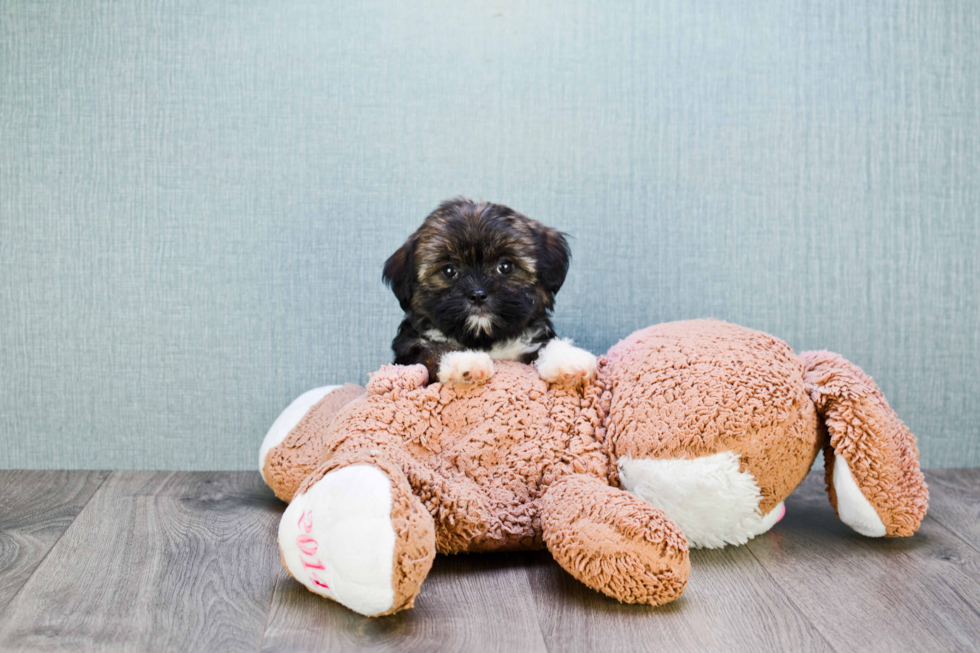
[383,198,597,386]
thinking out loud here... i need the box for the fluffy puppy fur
[383,198,596,386]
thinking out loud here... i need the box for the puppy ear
[533,226,571,296]
[383,233,419,312]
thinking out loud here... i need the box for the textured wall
[1,0,978,470]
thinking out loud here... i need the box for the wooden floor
[0,470,977,652]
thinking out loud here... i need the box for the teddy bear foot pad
[279,464,400,616]
[618,451,787,549]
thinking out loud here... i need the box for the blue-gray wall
[2,0,978,470]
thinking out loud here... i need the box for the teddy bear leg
[540,474,690,606]
[801,351,929,537]
[278,452,436,617]
[259,383,367,502]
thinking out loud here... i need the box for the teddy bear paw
[437,350,495,385]
[535,338,598,385]
[279,464,400,616]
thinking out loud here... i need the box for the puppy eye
[496,260,514,275]
[441,265,458,280]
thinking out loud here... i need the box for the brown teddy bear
[259,319,928,617]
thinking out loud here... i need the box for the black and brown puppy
[383,198,596,386]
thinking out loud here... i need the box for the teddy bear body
[261,320,927,617]
[322,360,611,554]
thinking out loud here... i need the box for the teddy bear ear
[367,364,429,395]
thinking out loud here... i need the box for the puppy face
[383,198,570,347]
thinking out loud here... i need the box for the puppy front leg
[534,338,597,385]
[437,350,494,385]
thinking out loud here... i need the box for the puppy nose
[469,289,489,304]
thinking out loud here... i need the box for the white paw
[437,350,494,385]
[535,338,597,384]
[279,464,397,616]
[618,452,786,549]
[832,455,887,537]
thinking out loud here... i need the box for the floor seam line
[0,470,113,615]
[744,542,841,653]
[926,514,980,557]
[942,577,980,622]
[257,570,283,653]
[523,562,554,653]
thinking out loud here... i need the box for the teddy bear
[259,319,928,617]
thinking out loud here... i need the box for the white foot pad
[279,464,397,616]
[618,451,785,549]
[833,455,887,537]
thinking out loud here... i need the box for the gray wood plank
[527,537,833,653]
[2,469,977,652]
[0,471,283,653]
[747,471,980,653]
[260,551,549,653]
[0,470,109,612]
[922,470,980,551]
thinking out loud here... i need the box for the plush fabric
[261,319,928,615]
[801,351,929,537]
[262,384,366,502]
[289,451,436,615]
[617,453,788,549]
[601,320,821,514]
[541,473,689,605]
[327,360,610,554]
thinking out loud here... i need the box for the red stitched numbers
[296,510,330,589]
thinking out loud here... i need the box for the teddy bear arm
[801,350,929,538]
[365,363,429,394]
[540,474,690,606]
